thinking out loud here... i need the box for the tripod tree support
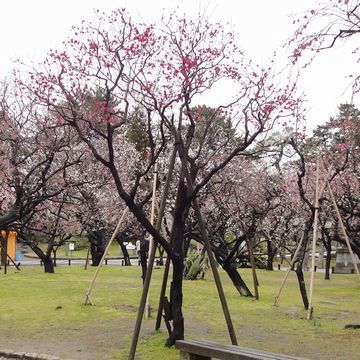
[180,159,238,346]
[307,157,320,320]
[320,159,360,281]
[145,163,158,319]
[84,206,130,305]
[274,234,304,307]
[129,150,176,360]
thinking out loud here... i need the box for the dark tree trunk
[166,177,187,346]
[294,221,313,310]
[43,255,55,273]
[324,243,332,280]
[116,234,132,266]
[183,236,191,258]
[52,249,57,267]
[139,237,148,283]
[295,265,309,309]
[158,245,164,266]
[0,235,6,266]
[31,245,55,274]
[167,257,184,346]
[222,263,253,297]
[194,234,253,297]
[266,239,277,271]
[88,228,106,266]
[90,241,103,266]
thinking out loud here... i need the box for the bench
[175,340,308,360]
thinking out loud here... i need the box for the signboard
[68,243,75,251]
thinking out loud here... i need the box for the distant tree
[290,0,360,93]
[17,194,74,273]
[0,82,81,232]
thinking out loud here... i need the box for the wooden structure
[175,340,308,360]
[0,230,16,260]
[0,230,20,274]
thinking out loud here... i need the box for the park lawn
[24,241,134,259]
[0,265,359,360]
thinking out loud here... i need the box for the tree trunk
[43,255,55,273]
[266,240,277,271]
[158,246,164,266]
[116,234,132,266]
[324,243,332,280]
[295,228,310,309]
[90,241,104,266]
[139,237,148,283]
[165,177,187,346]
[295,265,309,309]
[88,228,106,266]
[318,242,324,269]
[0,235,6,266]
[166,258,184,346]
[52,249,57,267]
[31,245,55,274]
[222,263,253,297]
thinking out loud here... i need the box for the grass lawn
[0,265,359,359]
[24,242,136,259]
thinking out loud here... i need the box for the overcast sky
[0,0,356,132]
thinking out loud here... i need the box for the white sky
[0,0,356,132]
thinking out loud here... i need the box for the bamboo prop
[307,157,320,320]
[247,238,259,300]
[154,217,173,330]
[275,244,293,267]
[274,234,304,306]
[319,160,360,280]
[84,245,90,270]
[155,256,171,330]
[84,206,130,305]
[145,162,158,319]
[129,148,177,360]
[154,205,173,330]
[4,235,8,275]
[180,160,238,346]
[153,149,177,331]
[191,193,238,345]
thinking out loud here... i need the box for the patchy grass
[0,265,359,359]
[24,242,135,259]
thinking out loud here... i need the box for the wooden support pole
[307,158,320,320]
[145,163,158,319]
[327,182,360,278]
[84,206,129,305]
[191,195,238,345]
[274,235,304,306]
[4,235,8,275]
[155,256,171,330]
[84,245,90,270]
[129,149,177,360]
[180,160,238,346]
[152,147,177,331]
[319,160,360,280]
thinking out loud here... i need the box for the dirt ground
[1,316,359,360]
[0,318,135,360]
